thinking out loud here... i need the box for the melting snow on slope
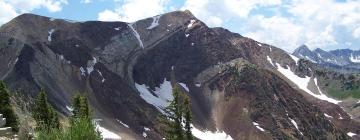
[276,64,340,104]
[350,54,360,63]
[179,83,189,92]
[97,70,106,83]
[116,119,129,128]
[128,23,144,48]
[289,118,303,135]
[87,57,97,74]
[324,113,333,118]
[96,124,122,140]
[147,15,161,29]
[80,67,86,76]
[252,122,265,132]
[192,125,233,140]
[289,54,299,65]
[347,132,357,137]
[48,29,55,42]
[187,20,196,28]
[135,79,173,113]
[267,56,275,67]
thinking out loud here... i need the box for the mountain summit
[0,11,359,139]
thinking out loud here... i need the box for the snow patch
[187,20,196,28]
[191,43,195,46]
[252,122,265,132]
[144,127,150,131]
[289,118,303,135]
[96,124,122,140]
[289,54,299,65]
[338,113,344,119]
[48,29,55,42]
[350,54,360,63]
[276,64,340,104]
[192,125,233,140]
[49,18,55,21]
[135,79,173,114]
[66,105,73,112]
[185,34,190,37]
[15,58,18,63]
[87,57,97,74]
[267,56,275,67]
[97,70,106,83]
[324,113,333,118]
[142,132,147,137]
[114,27,121,31]
[195,83,201,87]
[147,15,161,29]
[179,83,189,92]
[59,55,64,60]
[257,43,262,46]
[128,23,144,48]
[80,67,86,76]
[347,132,357,137]
[116,119,129,128]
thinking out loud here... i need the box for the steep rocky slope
[0,11,359,139]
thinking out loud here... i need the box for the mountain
[292,45,360,72]
[0,11,360,140]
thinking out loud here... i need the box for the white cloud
[180,0,359,51]
[80,0,91,4]
[0,0,68,25]
[98,9,122,21]
[97,0,169,22]
[0,1,18,25]
[181,0,281,26]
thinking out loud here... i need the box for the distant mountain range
[292,45,360,72]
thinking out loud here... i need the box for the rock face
[293,45,360,72]
[0,11,359,139]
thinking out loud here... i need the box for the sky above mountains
[0,0,359,52]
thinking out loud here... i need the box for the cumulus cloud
[0,0,68,25]
[97,0,169,22]
[181,0,360,51]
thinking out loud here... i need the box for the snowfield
[276,63,341,104]
[192,125,233,140]
[147,15,161,29]
[350,54,360,63]
[135,79,173,114]
[128,23,144,48]
[96,124,121,140]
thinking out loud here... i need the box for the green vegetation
[34,92,101,140]
[33,89,60,131]
[0,81,19,132]
[328,88,360,99]
[161,86,194,140]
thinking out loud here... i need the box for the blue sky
[0,0,359,52]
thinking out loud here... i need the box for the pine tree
[72,94,90,119]
[33,88,59,131]
[163,86,184,140]
[184,96,193,140]
[0,81,19,132]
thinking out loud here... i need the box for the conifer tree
[33,88,59,131]
[0,81,19,132]
[163,86,184,140]
[184,96,193,140]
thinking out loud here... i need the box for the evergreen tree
[33,88,59,131]
[72,94,90,119]
[0,81,19,132]
[184,96,193,140]
[163,86,184,140]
